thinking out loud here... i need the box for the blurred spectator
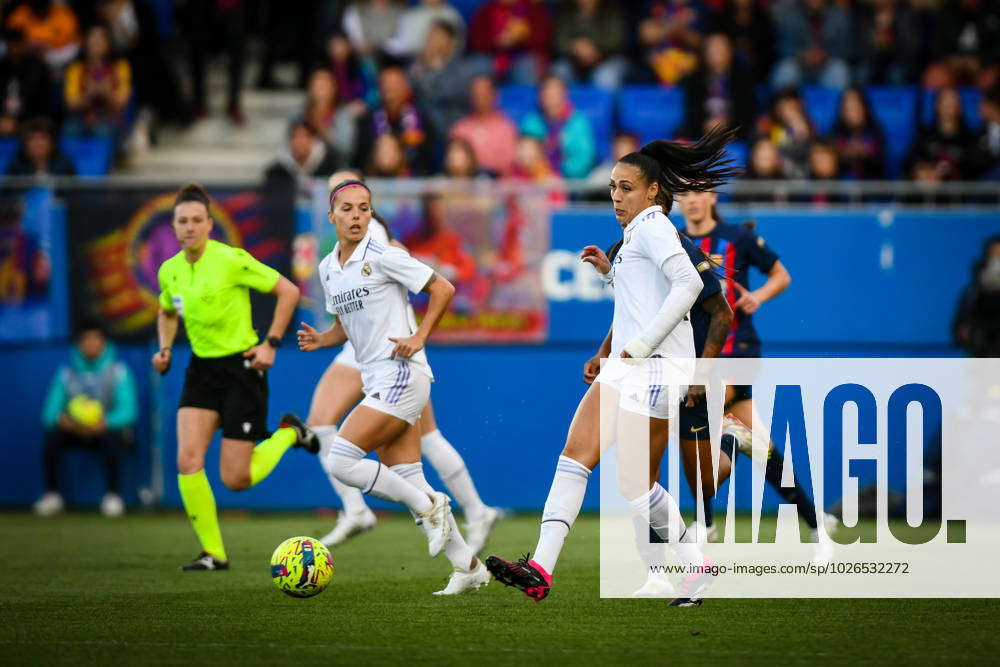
[405,193,478,284]
[0,27,52,136]
[409,20,484,140]
[469,0,553,85]
[96,0,191,128]
[302,68,361,163]
[256,0,321,89]
[325,30,378,107]
[757,89,814,178]
[386,0,465,59]
[264,120,340,205]
[683,32,755,139]
[970,87,1000,179]
[905,86,977,180]
[925,0,1000,89]
[551,0,627,91]
[367,132,409,177]
[450,75,519,176]
[34,321,136,517]
[354,66,432,174]
[830,87,885,179]
[441,137,481,178]
[7,117,75,176]
[708,0,775,87]
[854,0,920,85]
[634,0,704,85]
[744,136,784,178]
[5,0,80,70]
[770,0,852,90]
[510,135,558,181]
[62,24,131,140]
[184,0,246,124]
[520,75,596,178]
[804,140,845,203]
[953,235,1000,356]
[342,0,406,61]
[587,131,639,188]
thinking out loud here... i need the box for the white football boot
[33,491,64,517]
[685,520,718,546]
[631,573,676,598]
[810,512,838,566]
[433,560,491,595]
[464,506,503,553]
[320,509,377,547]
[419,492,453,557]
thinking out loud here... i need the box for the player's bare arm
[389,273,455,359]
[297,318,348,352]
[687,292,734,405]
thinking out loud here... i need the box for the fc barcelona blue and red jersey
[682,221,779,357]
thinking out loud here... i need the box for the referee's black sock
[764,449,818,529]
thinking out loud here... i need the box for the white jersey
[610,205,695,360]
[319,230,434,382]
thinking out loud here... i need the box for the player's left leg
[380,424,489,595]
[419,399,501,552]
[725,393,837,564]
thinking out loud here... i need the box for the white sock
[392,462,475,569]
[532,455,591,575]
[421,429,488,521]
[329,436,431,514]
[315,425,370,515]
[642,483,703,568]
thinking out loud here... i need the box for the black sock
[702,493,714,527]
[764,449,818,529]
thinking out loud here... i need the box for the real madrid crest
[361,261,372,277]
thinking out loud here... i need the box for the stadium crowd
[1,0,999,184]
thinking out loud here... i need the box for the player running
[676,190,837,561]
[308,171,501,551]
[153,184,319,571]
[582,231,734,598]
[297,179,490,595]
[485,128,740,606]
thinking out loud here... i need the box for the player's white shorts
[332,341,360,370]
[595,357,692,420]
[358,359,431,424]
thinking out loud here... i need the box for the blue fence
[3,206,996,513]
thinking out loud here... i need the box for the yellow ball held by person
[67,395,104,429]
[270,536,335,598]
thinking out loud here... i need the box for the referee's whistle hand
[244,344,274,371]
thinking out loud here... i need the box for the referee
[153,184,318,571]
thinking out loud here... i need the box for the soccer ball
[269,536,335,598]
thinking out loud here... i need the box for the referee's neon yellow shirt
[158,240,280,358]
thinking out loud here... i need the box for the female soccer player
[308,171,501,552]
[676,190,836,558]
[297,179,490,595]
[486,128,740,606]
[153,184,319,571]
[584,230,734,598]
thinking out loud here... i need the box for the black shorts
[677,384,753,442]
[180,352,269,441]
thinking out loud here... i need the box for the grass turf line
[0,513,996,666]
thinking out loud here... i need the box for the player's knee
[176,452,204,475]
[220,468,251,491]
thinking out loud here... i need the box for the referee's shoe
[279,413,320,454]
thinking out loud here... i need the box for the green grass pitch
[0,512,997,665]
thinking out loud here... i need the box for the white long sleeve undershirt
[623,253,701,358]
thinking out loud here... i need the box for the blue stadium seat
[920,87,983,132]
[865,86,918,178]
[617,86,686,146]
[60,136,114,176]
[498,85,537,128]
[802,86,842,136]
[726,140,748,171]
[568,85,613,161]
[0,137,18,174]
